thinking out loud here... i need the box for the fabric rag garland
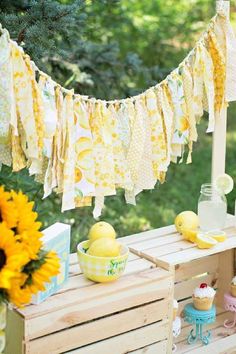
[0,2,236,217]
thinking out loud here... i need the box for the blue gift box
[32,222,71,304]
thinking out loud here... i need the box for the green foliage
[0,0,235,251]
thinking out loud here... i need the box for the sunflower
[8,273,32,308]
[11,191,43,260]
[0,186,17,229]
[9,251,60,307]
[15,231,42,261]
[0,223,28,290]
[29,251,60,291]
[11,191,42,234]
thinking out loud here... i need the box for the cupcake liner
[231,284,236,297]
[193,296,214,311]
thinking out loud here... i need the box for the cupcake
[173,299,178,320]
[193,283,216,310]
[230,276,236,297]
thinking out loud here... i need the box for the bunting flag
[0,1,236,217]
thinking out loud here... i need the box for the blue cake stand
[184,303,216,345]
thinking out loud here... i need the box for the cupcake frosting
[193,283,216,298]
[173,299,178,309]
[231,276,236,285]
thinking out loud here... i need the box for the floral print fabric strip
[0,30,12,143]
[11,43,39,164]
[0,30,14,167]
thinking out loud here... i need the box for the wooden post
[211,108,227,181]
[212,1,230,182]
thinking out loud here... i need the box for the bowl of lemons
[77,221,129,283]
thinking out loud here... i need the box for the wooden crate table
[120,215,236,353]
[5,252,174,354]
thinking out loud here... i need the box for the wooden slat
[176,326,236,354]
[126,216,236,267]
[175,273,218,302]
[60,321,169,354]
[167,268,175,353]
[140,240,196,259]
[26,301,169,353]
[126,233,182,255]
[56,258,156,297]
[19,267,170,318]
[216,249,234,308]
[24,274,172,340]
[158,228,236,266]
[175,254,219,282]
[119,225,176,246]
[55,274,93,295]
[129,340,168,354]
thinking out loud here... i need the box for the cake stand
[224,293,236,328]
[184,303,216,345]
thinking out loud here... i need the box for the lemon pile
[87,222,122,257]
[174,211,227,249]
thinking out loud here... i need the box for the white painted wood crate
[5,252,174,354]
[121,215,236,353]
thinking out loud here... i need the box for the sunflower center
[0,249,6,270]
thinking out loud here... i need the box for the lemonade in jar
[198,183,227,231]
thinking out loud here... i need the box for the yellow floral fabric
[61,92,76,212]
[157,84,173,171]
[108,103,132,191]
[0,30,12,144]
[125,99,146,204]
[167,70,190,162]
[181,64,198,143]
[0,30,16,168]
[208,29,226,113]
[145,89,167,181]
[199,43,215,133]
[11,43,40,167]
[73,98,95,207]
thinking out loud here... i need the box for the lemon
[87,238,121,257]
[196,233,217,249]
[206,230,227,242]
[88,221,116,244]
[214,173,234,195]
[182,228,198,243]
[175,211,199,234]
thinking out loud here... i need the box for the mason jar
[198,183,227,231]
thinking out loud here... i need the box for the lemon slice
[206,230,227,242]
[214,174,234,195]
[196,233,217,249]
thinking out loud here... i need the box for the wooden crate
[5,252,174,354]
[121,215,236,354]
